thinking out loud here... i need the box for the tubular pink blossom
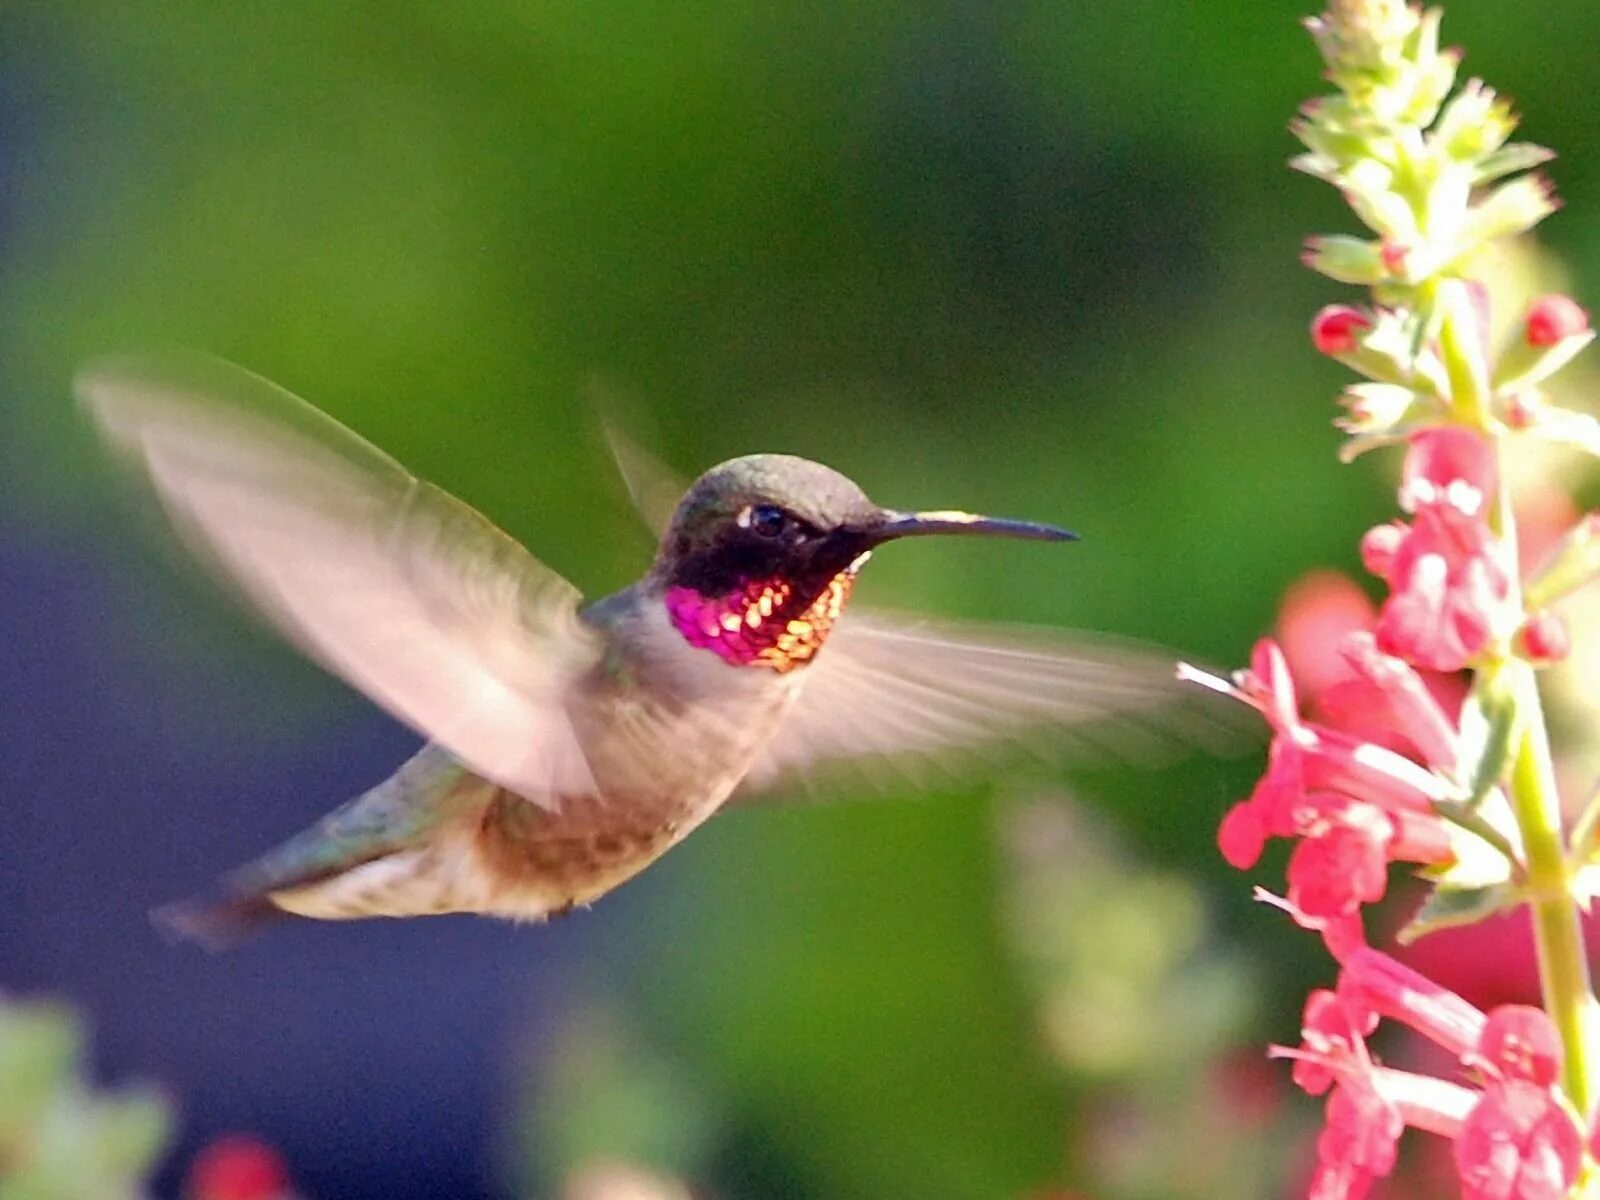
[1338,632,1461,770]
[1337,945,1488,1060]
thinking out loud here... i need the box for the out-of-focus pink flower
[1524,294,1589,347]
[1454,1081,1583,1200]
[1209,1050,1285,1128]
[1313,305,1374,355]
[1515,488,1581,576]
[186,1136,290,1200]
[1278,571,1379,702]
[1370,429,1516,671]
[1398,911,1543,1011]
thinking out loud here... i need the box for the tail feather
[152,891,294,951]
[155,744,484,948]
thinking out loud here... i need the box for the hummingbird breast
[468,590,806,918]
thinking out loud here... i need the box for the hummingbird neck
[664,566,860,672]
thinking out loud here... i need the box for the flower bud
[1517,612,1569,664]
[1524,294,1588,347]
[1360,523,1406,580]
[1312,305,1373,355]
[1303,236,1387,285]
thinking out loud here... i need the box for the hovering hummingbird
[78,353,1211,946]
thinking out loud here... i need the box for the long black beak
[869,508,1079,543]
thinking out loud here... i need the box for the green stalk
[1504,657,1597,1114]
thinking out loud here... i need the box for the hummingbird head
[655,454,1076,672]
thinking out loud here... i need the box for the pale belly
[272,598,805,924]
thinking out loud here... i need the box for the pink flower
[1370,429,1516,672]
[1204,641,1453,888]
[1311,1074,1403,1200]
[1524,294,1589,347]
[1276,988,1475,1200]
[1454,1081,1583,1200]
[1474,1006,1563,1088]
[1287,810,1392,922]
[1274,941,1581,1200]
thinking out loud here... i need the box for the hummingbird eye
[746,503,789,539]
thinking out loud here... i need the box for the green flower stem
[1504,656,1597,1114]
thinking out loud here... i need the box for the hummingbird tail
[154,744,489,947]
[151,890,293,951]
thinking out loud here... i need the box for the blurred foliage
[6,2,1600,1198]
[0,995,168,1200]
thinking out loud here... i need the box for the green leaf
[1397,882,1521,945]
[1458,677,1518,810]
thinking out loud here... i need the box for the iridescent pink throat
[665,569,858,672]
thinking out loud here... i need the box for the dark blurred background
[4,3,1600,1198]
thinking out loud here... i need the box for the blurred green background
[3,2,1599,1198]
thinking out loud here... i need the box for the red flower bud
[1360,523,1406,580]
[1518,612,1569,663]
[1524,294,1588,347]
[1311,305,1372,355]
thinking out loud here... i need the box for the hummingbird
[78,352,1211,946]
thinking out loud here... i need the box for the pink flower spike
[1337,945,1487,1060]
[1524,294,1589,347]
[1312,305,1373,355]
[1518,612,1570,664]
[1454,1081,1583,1200]
[1474,1006,1563,1088]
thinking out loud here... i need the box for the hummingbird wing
[77,352,603,808]
[739,609,1243,796]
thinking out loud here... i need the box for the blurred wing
[598,413,686,538]
[77,351,602,808]
[739,609,1245,797]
